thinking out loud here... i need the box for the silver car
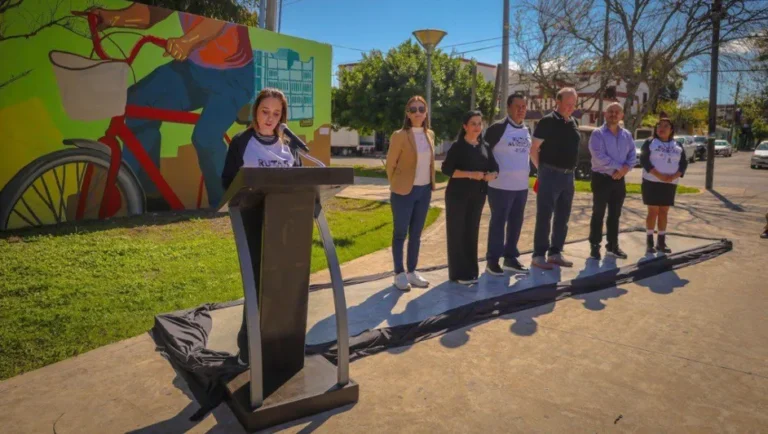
[714,140,733,157]
[633,139,644,167]
[751,142,768,169]
[674,135,697,163]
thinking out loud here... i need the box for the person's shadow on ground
[572,257,628,311]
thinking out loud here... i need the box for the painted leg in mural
[189,62,255,208]
[123,61,197,209]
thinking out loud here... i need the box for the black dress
[441,136,498,281]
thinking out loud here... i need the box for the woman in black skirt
[442,110,498,284]
[639,117,688,254]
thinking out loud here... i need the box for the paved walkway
[1,181,766,433]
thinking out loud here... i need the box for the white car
[633,139,644,167]
[714,140,733,157]
[751,142,768,169]
[674,135,697,163]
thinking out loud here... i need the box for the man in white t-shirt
[483,93,531,275]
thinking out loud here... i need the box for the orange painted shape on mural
[159,144,208,209]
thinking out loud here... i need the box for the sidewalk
[1,181,766,433]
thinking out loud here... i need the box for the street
[333,152,768,194]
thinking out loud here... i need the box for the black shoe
[589,244,601,260]
[761,231,768,239]
[486,261,504,276]
[502,257,529,273]
[646,234,656,253]
[607,246,628,259]
[656,234,672,254]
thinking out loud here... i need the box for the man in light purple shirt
[588,102,637,260]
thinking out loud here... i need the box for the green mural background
[0,0,332,230]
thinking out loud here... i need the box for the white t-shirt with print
[488,120,531,191]
[412,127,432,186]
[242,135,295,168]
[643,138,682,184]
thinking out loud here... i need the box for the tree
[510,0,768,132]
[333,40,497,142]
[133,0,258,26]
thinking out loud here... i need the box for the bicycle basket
[49,51,130,121]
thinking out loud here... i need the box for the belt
[541,163,574,174]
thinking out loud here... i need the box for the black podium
[218,167,358,432]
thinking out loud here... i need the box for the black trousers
[445,182,487,281]
[589,173,626,248]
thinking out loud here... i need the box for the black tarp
[149,230,732,419]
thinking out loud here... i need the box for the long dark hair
[402,95,430,130]
[251,87,288,136]
[457,110,484,141]
[653,115,675,142]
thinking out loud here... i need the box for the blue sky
[279,0,737,103]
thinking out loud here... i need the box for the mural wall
[0,0,332,231]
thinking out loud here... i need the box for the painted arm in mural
[82,4,227,62]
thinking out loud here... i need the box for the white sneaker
[407,271,429,288]
[394,272,411,291]
[457,278,478,285]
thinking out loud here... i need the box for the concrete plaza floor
[1,183,766,433]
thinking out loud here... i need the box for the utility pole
[492,63,502,121]
[278,0,284,33]
[501,0,510,117]
[597,0,610,125]
[730,77,740,147]
[266,0,278,31]
[470,63,478,110]
[705,0,722,190]
[259,0,267,28]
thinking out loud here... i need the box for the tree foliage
[332,40,497,142]
[134,0,259,26]
[511,0,768,132]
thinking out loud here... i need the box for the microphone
[279,123,310,152]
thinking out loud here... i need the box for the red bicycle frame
[77,13,230,219]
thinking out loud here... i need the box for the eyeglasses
[407,106,426,114]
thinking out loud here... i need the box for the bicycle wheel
[0,148,144,230]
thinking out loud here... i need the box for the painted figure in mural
[85,4,256,208]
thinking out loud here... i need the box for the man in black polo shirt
[530,87,581,269]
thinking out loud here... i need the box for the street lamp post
[413,29,447,125]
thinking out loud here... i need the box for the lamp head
[412,29,447,53]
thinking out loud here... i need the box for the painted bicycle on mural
[0,5,255,230]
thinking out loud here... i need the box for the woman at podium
[222,88,302,191]
[385,96,437,292]
[221,87,301,364]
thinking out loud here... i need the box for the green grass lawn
[348,165,699,195]
[0,197,440,380]
[526,178,700,195]
[350,165,451,183]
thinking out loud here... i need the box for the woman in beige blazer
[385,95,436,291]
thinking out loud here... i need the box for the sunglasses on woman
[408,106,426,114]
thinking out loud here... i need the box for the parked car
[714,139,733,157]
[750,141,768,169]
[674,135,697,163]
[633,139,645,167]
[575,125,598,180]
[692,135,708,160]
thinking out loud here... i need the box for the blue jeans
[391,185,432,274]
[533,165,575,258]
[486,187,528,263]
[124,60,255,208]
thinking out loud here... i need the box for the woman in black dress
[639,117,688,254]
[442,110,498,284]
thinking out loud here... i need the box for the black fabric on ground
[149,231,731,420]
[305,237,732,363]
